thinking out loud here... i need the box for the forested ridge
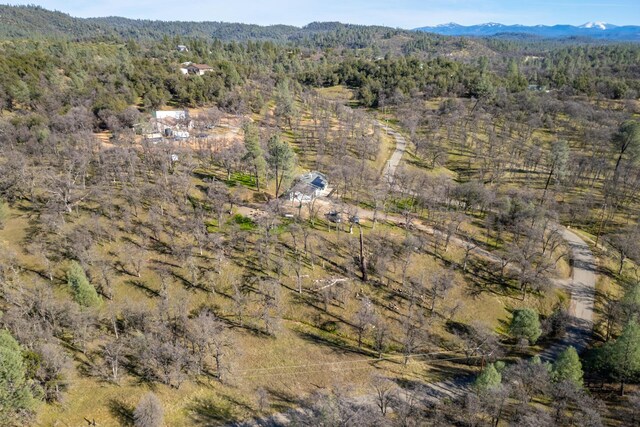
[0,4,640,427]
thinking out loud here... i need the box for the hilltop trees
[0,15,639,426]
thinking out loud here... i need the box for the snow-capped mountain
[414,22,639,41]
[579,21,616,30]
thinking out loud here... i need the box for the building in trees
[151,110,192,136]
[287,171,329,203]
[185,63,214,75]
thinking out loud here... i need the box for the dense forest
[1,4,640,427]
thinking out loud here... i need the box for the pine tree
[474,363,502,393]
[0,330,36,424]
[606,319,640,395]
[243,123,266,191]
[611,120,640,184]
[267,134,295,198]
[552,346,583,387]
[67,261,101,307]
[509,308,542,344]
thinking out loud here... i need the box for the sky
[5,0,640,28]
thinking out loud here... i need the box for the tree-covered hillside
[1,4,640,427]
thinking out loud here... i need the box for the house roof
[287,171,329,200]
[154,110,189,120]
[289,182,317,197]
[310,175,327,190]
[300,171,328,189]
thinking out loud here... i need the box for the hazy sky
[6,0,640,27]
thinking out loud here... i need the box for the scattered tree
[134,392,164,427]
[509,308,542,344]
[66,261,101,307]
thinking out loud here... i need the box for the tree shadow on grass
[188,395,249,425]
[264,387,302,413]
[294,328,373,358]
[108,398,135,426]
[125,279,160,298]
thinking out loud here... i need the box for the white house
[152,110,192,136]
[154,110,188,121]
[287,171,329,203]
[186,63,214,75]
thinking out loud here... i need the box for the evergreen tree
[0,330,36,424]
[553,346,584,387]
[611,120,640,184]
[66,261,101,307]
[606,319,640,395]
[274,79,298,129]
[474,362,502,392]
[242,123,266,191]
[509,308,542,344]
[266,134,295,198]
[542,140,569,197]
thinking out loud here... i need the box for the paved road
[379,122,407,185]
[541,227,596,361]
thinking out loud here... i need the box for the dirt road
[541,227,596,361]
[379,122,407,185]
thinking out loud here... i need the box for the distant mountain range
[0,5,637,45]
[415,22,640,41]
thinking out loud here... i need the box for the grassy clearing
[315,85,354,103]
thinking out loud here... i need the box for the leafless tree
[353,296,374,347]
[134,392,164,427]
[371,374,396,416]
[101,338,126,383]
